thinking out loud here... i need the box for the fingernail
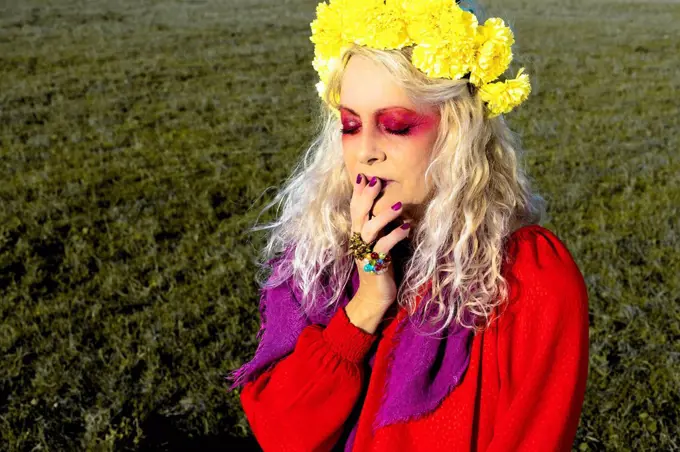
[400,223,411,230]
[356,174,362,184]
[391,202,402,211]
[369,176,377,187]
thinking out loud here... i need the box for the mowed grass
[0,0,678,450]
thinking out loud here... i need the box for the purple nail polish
[391,202,402,211]
[369,176,377,187]
[356,174,362,184]
[400,223,411,230]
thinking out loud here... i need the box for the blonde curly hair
[248,43,547,336]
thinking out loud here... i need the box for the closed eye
[340,125,411,136]
[341,127,360,135]
[387,127,411,136]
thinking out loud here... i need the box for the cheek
[398,134,437,199]
[394,118,438,167]
[341,138,355,161]
[405,115,438,139]
[341,134,354,150]
[400,132,436,170]
[342,141,358,178]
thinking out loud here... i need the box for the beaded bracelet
[361,251,392,275]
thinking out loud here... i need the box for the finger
[362,200,403,243]
[354,172,366,195]
[373,222,411,254]
[359,176,382,237]
[351,173,367,232]
[362,175,382,206]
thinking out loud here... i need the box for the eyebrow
[338,105,418,116]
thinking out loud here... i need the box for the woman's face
[339,54,441,223]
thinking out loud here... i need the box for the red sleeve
[487,226,590,452]
[240,305,378,452]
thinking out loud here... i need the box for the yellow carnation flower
[405,2,479,79]
[345,0,411,49]
[402,0,449,42]
[469,18,515,86]
[309,0,350,60]
[479,67,531,118]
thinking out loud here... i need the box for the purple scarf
[226,252,474,446]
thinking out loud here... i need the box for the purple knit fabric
[226,251,474,446]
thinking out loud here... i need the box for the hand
[350,174,412,314]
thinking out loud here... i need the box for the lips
[366,176,393,186]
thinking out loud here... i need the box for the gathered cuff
[322,306,378,363]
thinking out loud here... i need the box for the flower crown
[309,0,532,118]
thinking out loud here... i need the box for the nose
[357,126,386,165]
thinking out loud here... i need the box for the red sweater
[239,225,590,451]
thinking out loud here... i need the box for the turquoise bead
[363,263,373,272]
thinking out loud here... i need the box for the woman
[227,1,590,451]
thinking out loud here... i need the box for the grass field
[0,0,678,450]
